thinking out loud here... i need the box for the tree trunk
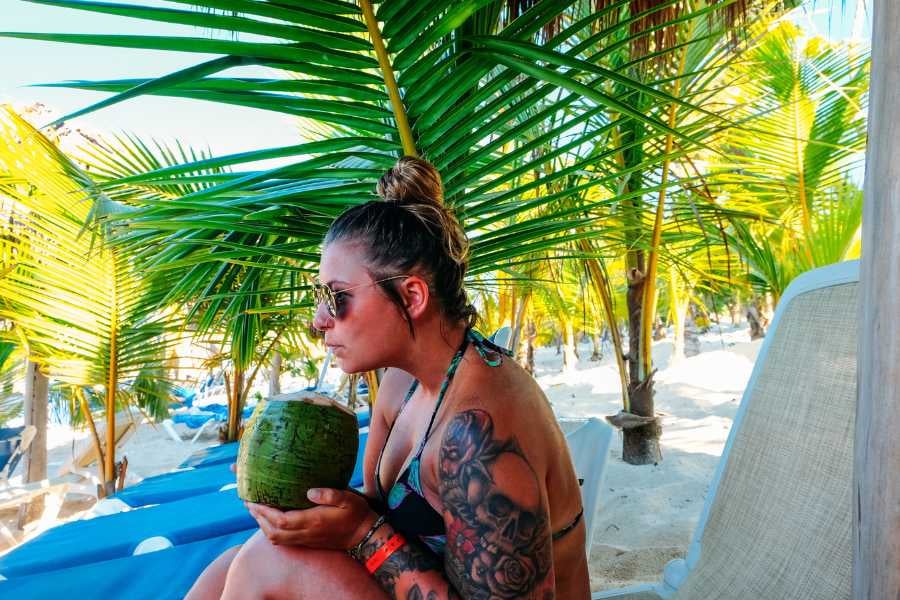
[561,317,578,372]
[268,349,282,398]
[226,368,245,442]
[590,332,602,361]
[17,361,48,527]
[652,318,667,341]
[746,299,767,340]
[623,266,662,465]
[854,1,900,596]
[671,309,687,367]
[510,293,530,357]
[523,319,536,376]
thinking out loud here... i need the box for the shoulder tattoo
[439,409,553,599]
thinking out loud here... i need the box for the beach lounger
[177,441,239,469]
[112,462,237,508]
[0,528,255,599]
[58,411,138,481]
[162,403,255,444]
[174,408,370,471]
[110,425,369,509]
[0,428,369,577]
[0,487,255,578]
[563,418,614,556]
[0,426,35,486]
[592,260,859,599]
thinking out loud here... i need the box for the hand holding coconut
[246,488,378,550]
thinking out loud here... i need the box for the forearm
[355,521,459,600]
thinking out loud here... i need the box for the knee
[224,531,317,598]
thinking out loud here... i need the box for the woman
[188,157,589,599]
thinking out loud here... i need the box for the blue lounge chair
[0,428,368,577]
[178,442,239,469]
[173,407,370,470]
[113,462,237,507]
[0,528,255,599]
[0,488,255,578]
[113,427,369,509]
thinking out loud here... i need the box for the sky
[0,0,870,160]
[1,0,302,158]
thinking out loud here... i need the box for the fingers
[306,487,346,507]
[248,504,302,545]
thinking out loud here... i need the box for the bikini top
[374,329,583,557]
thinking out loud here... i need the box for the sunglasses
[312,275,410,319]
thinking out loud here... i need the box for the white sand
[2,324,762,594]
[536,325,762,592]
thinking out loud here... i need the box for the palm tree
[2,0,795,460]
[710,21,868,301]
[0,107,181,495]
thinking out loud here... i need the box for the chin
[334,354,380,375]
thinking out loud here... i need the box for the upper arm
[363,368,415,497]
[437,409,555,599]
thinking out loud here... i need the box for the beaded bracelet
[348,514,386,561]
[365,533,407,574]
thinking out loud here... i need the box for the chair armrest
[591,583,663,599]
[662,558,688,591]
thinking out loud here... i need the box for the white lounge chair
[0,423,97,547]
[0,426,36,487]
[564,417,615,556]
[58,411,138,481]
[592,260,859,599]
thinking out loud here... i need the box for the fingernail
[307,488,321,501]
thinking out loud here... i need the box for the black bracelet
[348,514,387,561]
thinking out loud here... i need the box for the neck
[392,317,468,397]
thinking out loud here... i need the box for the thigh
[222,530,389,600]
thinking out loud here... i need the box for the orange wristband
[365,533,406,574]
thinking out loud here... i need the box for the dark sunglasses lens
[313,284,337,318]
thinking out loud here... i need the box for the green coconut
[237,390,359,510]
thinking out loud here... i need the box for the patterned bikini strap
[467,329,513,367]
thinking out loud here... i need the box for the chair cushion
[674,282,858,600]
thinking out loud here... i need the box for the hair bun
[377,156,444,208]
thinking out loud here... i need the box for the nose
[311,300,334,332]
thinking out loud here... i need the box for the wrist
[348,513,386,560]
[352,512,379,546]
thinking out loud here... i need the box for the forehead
[318,240,370,284]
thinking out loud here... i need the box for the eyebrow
[324,279,350,288]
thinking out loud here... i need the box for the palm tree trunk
[19,361,48,525]
[77,388,105,485]
[669,271,690,366]
[523,319,536,375]
[104,254,119,496]
[510,292,531,356]
[561,316,578,372]
[226,368,244,442]
[620,113,662,464]
[268,349,282,398]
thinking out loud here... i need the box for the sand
[0,324,763,593]
[535,324,762,592]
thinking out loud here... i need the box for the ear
[398,275,430,320]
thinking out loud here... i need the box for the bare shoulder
[452,351,561,449]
